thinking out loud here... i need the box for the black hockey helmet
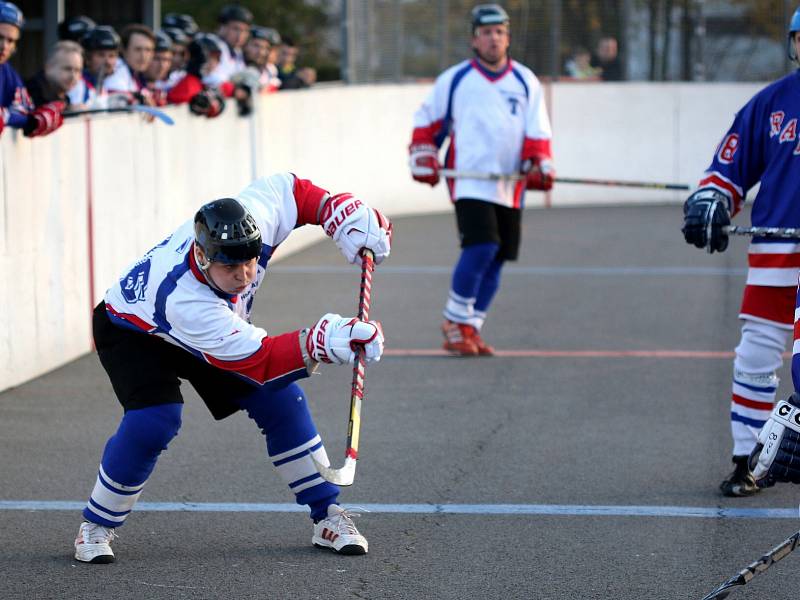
[0,1,23,29]
[58,15,96,41]
[470,4,510,33]
[163,26,190,47]
[195,198,262,265]
[218,4,253,25]
[154,29,173,53]
[81,25,120,52]
[250,26,281,46]
[162,13,198,37]
[186,32,225,75]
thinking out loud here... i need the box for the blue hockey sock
[238,383,339,518]
[445,242,499,323]
[474,258,505,319]
[83,403,182,527]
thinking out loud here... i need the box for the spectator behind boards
[26,40,84,108]
[209,3,252,85]
[590,36,623,81]
[0,2,64,138]
[143,30,175,105]
[167,33,229,118]
[57,15,95,42]
[563,46,601,80]
[80,26,120,97]
[103,23,156,106]
[278,37,315,90]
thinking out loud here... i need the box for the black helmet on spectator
[470,4,510,34]
[0,1,23,29]
[218,4,253,25]
[58,15,96,41]
[81,25,121,52]
[186,33,225,75]
[163,26,190,47]
[162,12,198,37]
[194,198,262,266]
[251,26,281,46]
[154,30,172,53]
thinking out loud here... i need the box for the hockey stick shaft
[724,225,800,238]
[439,169,689,190]
[311,249,375,486]
[64,105,175,125]
[700,529,800,600]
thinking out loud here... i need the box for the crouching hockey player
[73,173,392,563]
[682,5,800,497]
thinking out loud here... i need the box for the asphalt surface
[2,203,800,600]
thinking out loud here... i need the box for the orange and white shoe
[312,505,368,555]
[441,320,479,356]
[470,327,495,356]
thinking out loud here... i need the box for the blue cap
[0,2,24,29]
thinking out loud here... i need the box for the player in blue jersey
[682,6,800,496]
[408,3,554,357]
[0,2,64,138]
[73,175,392,563]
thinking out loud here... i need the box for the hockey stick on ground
[724,226,800,238]
[700,528,800,599]
[438,168,689,191]
[310,248,375,486]
[64,105,175,125]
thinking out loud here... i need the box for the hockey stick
[439,168,689,191]
[699,528,800,599]
[724,226,800,238]
[310,248,375,486]
[64,105,175,125]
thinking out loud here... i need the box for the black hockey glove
[189,89,225,118]
[749,393,800,488]
[682,188,731,253]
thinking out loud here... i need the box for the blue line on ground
[268,265,747,276]
[1,501,796,519]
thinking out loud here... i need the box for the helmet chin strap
[194,244,224,292]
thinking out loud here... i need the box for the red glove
[408,143,440,186]
[521,155,555,191]
[23,101,65,138]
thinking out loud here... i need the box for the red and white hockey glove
[321,193,392,265]
[521,155,555,191]
[23,101,65,138]
[306,313,384,365]
[409,143,440,186]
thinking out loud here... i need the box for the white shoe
[74,521,117,564]
[312,505,368,555]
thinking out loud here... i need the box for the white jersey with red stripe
[411,58,552,208]
[696,71,800,291]
[103,173,329,387]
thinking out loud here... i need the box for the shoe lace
[330,507,365,535]
[83,522,118,544]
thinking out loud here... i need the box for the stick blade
[310,454,356,486]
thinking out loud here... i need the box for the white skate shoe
[74,521,117,564]
[312,505,368,555]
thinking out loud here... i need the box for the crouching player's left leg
[238,382,368,555]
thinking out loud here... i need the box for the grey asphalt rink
[2,203,800,600]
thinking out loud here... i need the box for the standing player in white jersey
[682,6,800,497]
[73,174,392,563]
[408,4,554,356]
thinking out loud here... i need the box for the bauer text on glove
[320,193,392,265]
[306,313,384,365]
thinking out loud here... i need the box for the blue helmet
[790,6,800,61]
[0,2,23,29]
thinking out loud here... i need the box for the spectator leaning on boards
[0,1,64,138]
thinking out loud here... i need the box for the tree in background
[161,0,341,80]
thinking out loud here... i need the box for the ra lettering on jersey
[411,58,552,209]
[697,70,800,293]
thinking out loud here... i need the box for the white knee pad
[733,319,791,376]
